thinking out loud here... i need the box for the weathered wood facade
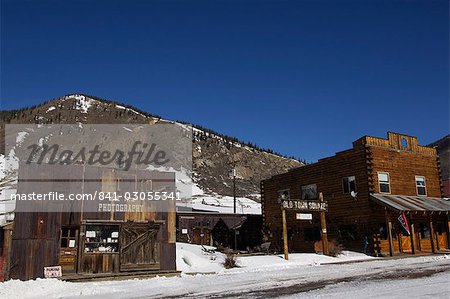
[262,132,450,255]
[0,222,13,281]
[431,135,450,197]
[176,211,262,251]
[9,163,177,280]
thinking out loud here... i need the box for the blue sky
[1,0,448,162]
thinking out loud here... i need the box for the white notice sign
[44,266,62,278]
[296,213,313,220]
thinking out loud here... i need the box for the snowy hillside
[0,93,302,222]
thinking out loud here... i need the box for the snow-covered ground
[1,243,449,299]
[177,243,373,273]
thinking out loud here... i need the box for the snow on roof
[178,195,261,215]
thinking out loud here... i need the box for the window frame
[60,226,78,249]
[342,176,357,194]
[415,176,427,196]
[277,189,290,203]
[301,184,318,200]
[377,172,391,194]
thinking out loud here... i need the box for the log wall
[262,132,445,254]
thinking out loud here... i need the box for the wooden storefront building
[8,163,177,280]
[176,209,262,251]
[262,132,450,256]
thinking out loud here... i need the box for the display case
[84,225,120,253]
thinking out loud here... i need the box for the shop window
[378,172,390,193]
[415,176,427,196]
[377,224,397,240]
[84,225,119,253]
[419,223,430,239]
[61,227,77,248]
[301,184,317,200]
[401,137,408,149]
[277,189,290,203]
[304,227,321,242]
[342,176,357,194]
[338,225,358,241]
[378,224,387,240]
[139,179,153,191]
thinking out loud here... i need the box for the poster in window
[301,184,317,200]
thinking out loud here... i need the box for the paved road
[171,256,450,299]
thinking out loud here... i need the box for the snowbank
[176,243,225,273]
[176,243,374,274]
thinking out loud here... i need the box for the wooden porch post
[447,216,450,249]
[387,221,394,257]
[385,208,393,257]
[410,217,416,254]
[429,216,436,253]
[281,207,288,260]
[319,192,329,256]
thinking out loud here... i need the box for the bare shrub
[328,239,344,257]
[223,250,238,269]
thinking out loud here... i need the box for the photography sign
[4,124,192,213]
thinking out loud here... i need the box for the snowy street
[1,243,449,299]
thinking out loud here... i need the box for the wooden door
[400,236,411,253]
[59,227,79,274]
[435,222,448,250]
[120,222,160,271]
[192,228,210,245]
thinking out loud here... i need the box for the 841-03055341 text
[97,191,181,201]
[10,191,182,201]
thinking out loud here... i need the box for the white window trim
[415,176,427,196]
[377,172,391,194]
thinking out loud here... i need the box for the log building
[176,210,262,251]
[262,132,450,256]
[8,163,177,280]
[429,135,450,197]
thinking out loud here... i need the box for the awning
[370,193,450,212]
[222,216,248,230]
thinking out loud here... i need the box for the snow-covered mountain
[0,94,303,219]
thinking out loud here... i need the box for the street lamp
[229,168,237,214]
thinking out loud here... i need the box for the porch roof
[370,193,450,212]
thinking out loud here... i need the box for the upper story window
[277,189,290,203]
[415,176,427,196]
[401,137,408,149]
[301,184,317,200]
[378,172,390,193]
[343,176,357,194]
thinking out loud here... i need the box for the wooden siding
[262,146,371,252]
[262,132,447,254]
[10,164,177,280]
[353,132,436,156]
[369,145,441,197]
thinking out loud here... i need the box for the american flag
[397,212,411,236]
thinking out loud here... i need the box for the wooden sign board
[44,266,62,278]
[282,200,328,211]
